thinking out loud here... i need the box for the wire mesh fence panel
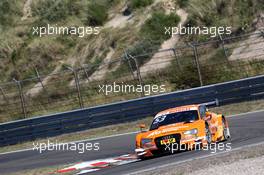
[0,31,264,122]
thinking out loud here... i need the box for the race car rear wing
[201,98,219,107]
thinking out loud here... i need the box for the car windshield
[150,110,199,130]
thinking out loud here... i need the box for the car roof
[154,104,200,118]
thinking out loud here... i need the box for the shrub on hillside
[141,12,181,43]
[126,39,160,68]
[175,0,189,8]
[0,0,21,27]
[169,64,201,89]
[130,0,153,9]
[85,2,108,26]
[32,0,70,22]
[186,0,264,32]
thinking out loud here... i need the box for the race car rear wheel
[205,124,212,144]
[222,117,231,141]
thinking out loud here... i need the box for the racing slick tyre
[222,117,231,141]
[138,155,147,160]
[205,124,212,144]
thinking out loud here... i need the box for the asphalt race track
[1,110,264,175]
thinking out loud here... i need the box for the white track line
[0,131,138,155]
[1,109,264,155]
[126,141,264,175]
[227,109,264,118]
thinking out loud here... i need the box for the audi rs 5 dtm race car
[135,104,231,158]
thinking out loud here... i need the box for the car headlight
[141,138,152,145]
[184,129,198,135]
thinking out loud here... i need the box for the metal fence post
[218,34,228,59]
[13,78,27,118]
[171,48,182,71]
[127,53,145,97]
[189,43,203,86]
[82,66,90,83]
[34,68,45,90]
[66,67,84,109]
[75,70,84,108]
[124,50,137,80]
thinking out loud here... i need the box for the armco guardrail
[1,75,264,146]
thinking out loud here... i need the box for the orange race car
[135,104,231,158]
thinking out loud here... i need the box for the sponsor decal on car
[147,126,189,137]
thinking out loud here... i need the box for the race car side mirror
[205,112,212,120]
[139,124,146,132]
